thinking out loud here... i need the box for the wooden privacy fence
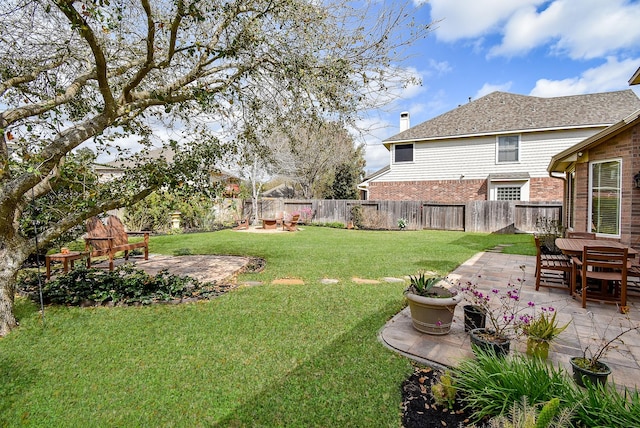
[242,199,562,234]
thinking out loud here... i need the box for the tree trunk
[0,249,24,336]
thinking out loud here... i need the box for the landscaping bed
[401,366,479,428]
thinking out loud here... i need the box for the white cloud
[474,82,513,99]
[428,0,542,42]
[529,56,640,97]
[428,0,640,60]
[490,0,640,59]
[426,59,452,75]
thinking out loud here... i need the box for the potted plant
[522,309,570,359]
[459,266,532,357]
[404,272,462,335]
[570,313,640,387]
[462,304,486,332]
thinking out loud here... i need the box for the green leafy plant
[406,272,449,297]
[397,217,407,230]
[17,265,226,306]
[455,349,574,423]
[567,377,640,427]
[349,205,363,229]
[431,370,457,409]
[523,310,570,341]
[487,397,573,428]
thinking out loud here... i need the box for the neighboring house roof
[357,165,390,190]
[384,90,640,145]
[547,108,640,173]
[630,67,640,85]
[363,165,390,181]
[262,183,295,198]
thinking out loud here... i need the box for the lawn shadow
[213,299,411,427]
[0,356,40,424]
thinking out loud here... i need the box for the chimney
[399,111,410,132]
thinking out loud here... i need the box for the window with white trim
[394,143,413,163]
[589,159,621,236]
[497,135,519,163]
[496,186,521,201]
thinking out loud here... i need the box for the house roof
[630,67,640,85]
[384,90,640,145]
[547,108,640,173]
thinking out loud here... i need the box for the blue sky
[360,0,640,173]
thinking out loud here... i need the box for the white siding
[378,128,602,182]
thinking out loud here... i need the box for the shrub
[17,265,231,306]
[567,380,640,427]
[311,222,345,229]
[454,349,574,423]
[349,205,363,228]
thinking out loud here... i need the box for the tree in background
[270,120,361,198]
[322,144,365,199]
[0,0,431,335]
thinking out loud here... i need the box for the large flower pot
[469,328,511,357]
[404,289,462,335]
[463,305,486,332]
[570,357,611,388]
[526,337,550,359]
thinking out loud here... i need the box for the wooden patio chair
[233,217,250,230]
[283,214,300,232]
[571,246,628,313]
[566,231,596,239]
[85,215,149,270]
[534,236,572,291]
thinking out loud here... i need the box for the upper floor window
[497,135,519,163]
[394,143,414,163]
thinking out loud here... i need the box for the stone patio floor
[379,251,640,391]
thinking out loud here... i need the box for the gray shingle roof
[385,90,640,143]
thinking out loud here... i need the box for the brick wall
[572,123,640,250]
[368,177,562,203]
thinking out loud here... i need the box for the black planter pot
[570,357,611,388]
[463,305,486,332]
[469,328,510,358]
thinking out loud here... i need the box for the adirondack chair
[85,216,149,270]
[233,217,250,230]
[283,214,300,232]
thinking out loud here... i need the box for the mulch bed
[401,365,487,428]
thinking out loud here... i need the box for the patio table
[555,238,638,258]
[556,238,637,310]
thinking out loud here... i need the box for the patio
[380,250,640,391]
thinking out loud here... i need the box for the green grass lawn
[1,227,534,427]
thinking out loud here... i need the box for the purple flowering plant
[458,265,547,339]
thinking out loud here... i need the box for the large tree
[270,120,360,198]
[0,0,430,335]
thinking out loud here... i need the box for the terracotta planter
[526,337,550,359]
[469,328,510,357]
[570,357,611,388]
[463,305,486,332]
[404,289,462,335]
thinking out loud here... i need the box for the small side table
[45,251,89,280]
[260,219,278,229]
